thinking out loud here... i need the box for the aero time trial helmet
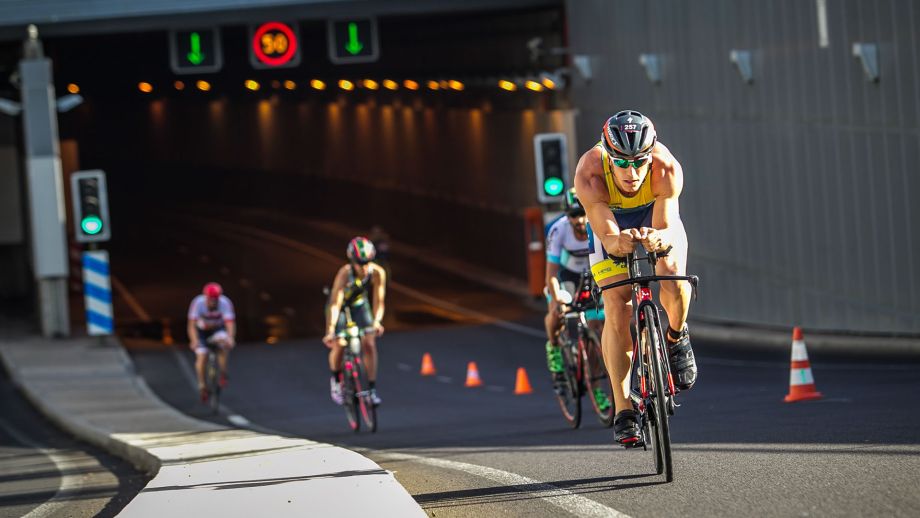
[203,282,223,299]
[346,237,376,264]
[601,110,657,159]
[564,188,584,216]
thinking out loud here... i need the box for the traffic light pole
[20,26,70,337]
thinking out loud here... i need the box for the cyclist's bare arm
[224,319,236,346]
[573,147,637,257]
[546,262,562,300]
[187,318,198,350]
[325,266,349,336]
[371,264,386,335]
[645,143,684,251]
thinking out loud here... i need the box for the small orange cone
[784,327,823,403]
[420,353,436,376]
[162,318,174,346]
[465,362,483,387]
[514,367,533,395]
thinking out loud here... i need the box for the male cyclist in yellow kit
[574,110,697,446]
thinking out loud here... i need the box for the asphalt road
[110,209,920,517]
[0,365,149,518]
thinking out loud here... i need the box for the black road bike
[553,271,616,429]
[203,341,222,415]
[340,306,377,433]
[598,248,698,482]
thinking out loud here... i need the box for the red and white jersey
[188,295,235,330]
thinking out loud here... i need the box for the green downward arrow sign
[344,22,364,55]
[187,32,205,65]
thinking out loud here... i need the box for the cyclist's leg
[328,311,347,373]
[599,283,634,413]
[655,220,690,332]
[194,328,211,390]
[355,304,377,382]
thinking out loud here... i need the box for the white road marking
[376,451,630,518]
[700,356,915,371]
[228,414,251,426]
[0,418,88,518]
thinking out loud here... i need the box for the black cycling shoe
[667,324,697,391]
[613,409,643,447]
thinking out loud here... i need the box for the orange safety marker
[784,327,823,403]
[465,361,483,387]
[162,318,174,346]
[514,367,533,395]
[420,353,436,376]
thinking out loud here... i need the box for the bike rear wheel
[342,365,361,432]
[554,339,582,429]
[644,306,673,482]
[581,329,614,427]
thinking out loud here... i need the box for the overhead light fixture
[174,80,185,91]
[339,80,355,91]
[427,80,440,90]
[403,80,419,90]
[525,80,544,92]
[138,82,153,93]
[66,83,80,94]
[383,79,399,90]
[283,80,296,90]
[310,79,326,90]
[362,79,379,90]
[498,80,517,91]
[196,80,211,91]
[245,80,260,91]
[448,80,464,91]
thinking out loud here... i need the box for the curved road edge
[0,335,425,517]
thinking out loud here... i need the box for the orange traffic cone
[420,353,436,376]
[784,327,823,403]
[514,367,533,395]
[465,362,483,387]
[162,318,174,346]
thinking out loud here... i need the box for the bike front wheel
[554,339,582,429]
[644,306,673,482]
[206,353,221,415]
[353,358,377,433]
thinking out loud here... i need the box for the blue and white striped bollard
[82,250,113,336]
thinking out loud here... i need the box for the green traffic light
[543,177,564,196]
[81,216,103,235]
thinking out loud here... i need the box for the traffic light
[71,170,110,243]
[533,133,569,203]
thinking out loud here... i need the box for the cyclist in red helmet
[574,110,697,446]
[323,237,388,406]
[187,282,236,402]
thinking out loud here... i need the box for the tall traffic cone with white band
[784,327,823,403]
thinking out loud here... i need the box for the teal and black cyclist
[323,237,387,406]
[544,189,610,412]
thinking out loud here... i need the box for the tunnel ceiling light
[541,77,555,89]
[66,83,80,94]
[383,79,398,90]
[283,80,296,90]
[310,79,326,90]
[403,79,419,91]
[339,79,355,91]
[362,79,379,90]
[448,80,464,91]
[427,80,439,90]
[196,80,211,92]
[245,79,260,91]
[174,80,185,91]
[438,80,448,90]
[525,80,544,92]
[138,81,153,93]
[498,80,517,91]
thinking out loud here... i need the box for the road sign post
[170,28,223,74]
[327,18,379,64]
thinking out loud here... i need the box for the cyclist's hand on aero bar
[609,229,641,257]
[322,332,337,348]
[373,321,385,338]
[638,227,666,252]
[188,340,199,351]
